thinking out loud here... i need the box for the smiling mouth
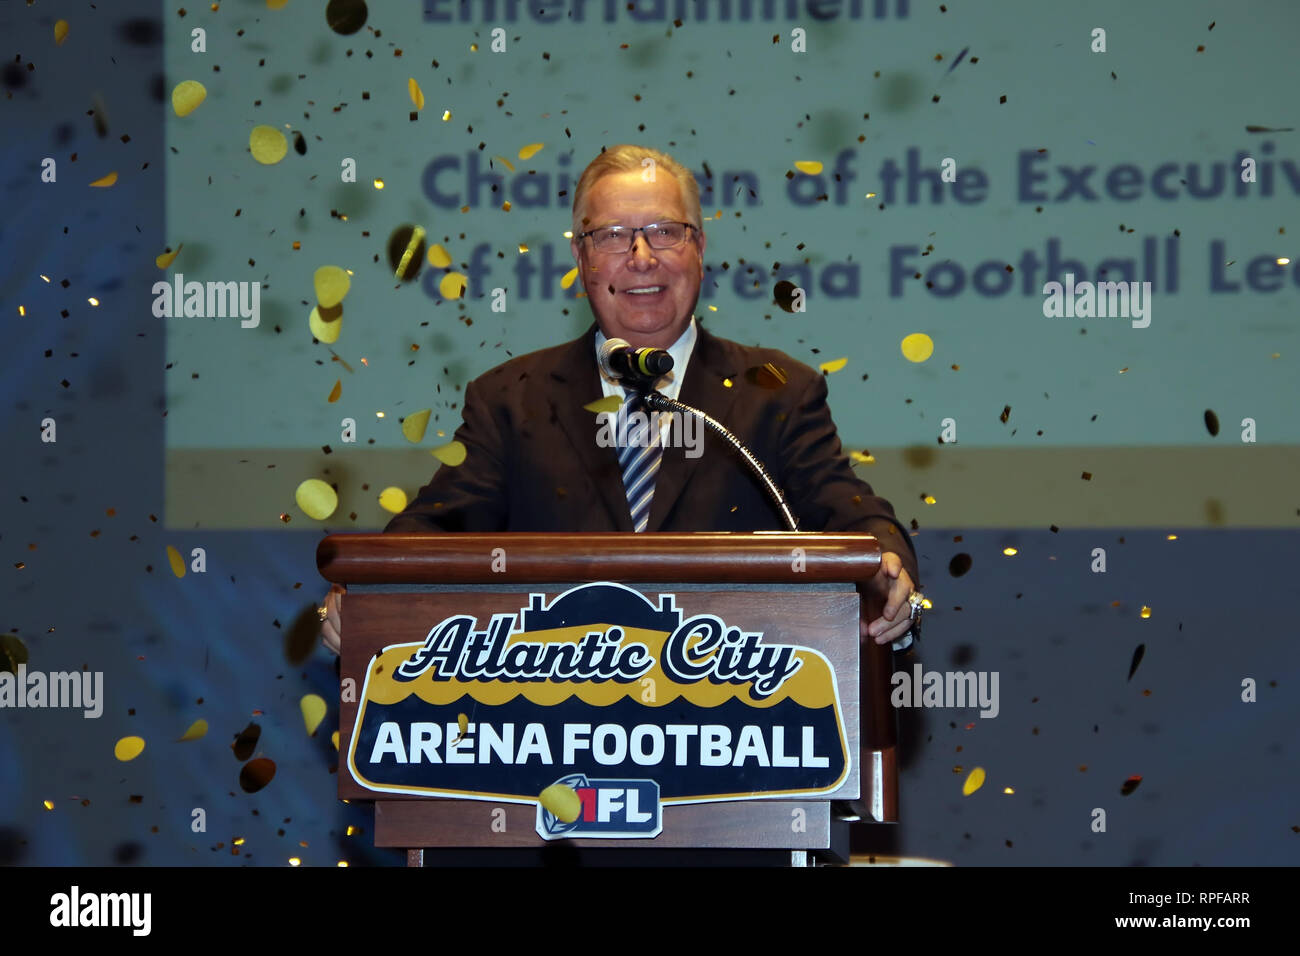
[624,286,666,295]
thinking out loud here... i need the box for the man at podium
[322,144,924,657]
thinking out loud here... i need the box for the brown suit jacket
[385,322,921,590]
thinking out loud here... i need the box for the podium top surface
[317,532,882,585]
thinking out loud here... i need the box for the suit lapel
[646,323,742,531]
[546,324,635,531]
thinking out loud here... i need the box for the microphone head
[598,337,631,379]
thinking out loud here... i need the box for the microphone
[598,338,674,383]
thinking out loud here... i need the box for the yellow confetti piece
[171,80,207,117]
[962,766,985,796]
[54,20,70,46]
[518,143,544,161]
[492,154,516,172]
[850,450,875,464]
[249,125,289,165]
[430,441,467,467]
[901,332,934,363]
[166,545,186,578]
[539,782,581,823]
[408,77,425,111]
[267,0,291,8]
[401,409,431,443]
[327,379,342,403]
[179,719,208,742]
[923,494,937,504]
[309,306,342,344]
[1003,547,1018,556]
[458,713,469,736]
[438,272,467,299]
[395,225,426,280]
[295,478,339,520]
[155,244,183,269]
[378,487,407,513]
[794,161,823,175]
[427,244,452,268]
[583,395,623,414]
[314,266,351,308]
[300,694,327,736]
[114,736,146,762]
[332,730,339,750]
[561,266,579,290]
[89,171,117,187]
[43,800,55,811]
[819,357,848,374]
[1140,606,1152,619]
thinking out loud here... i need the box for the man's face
[570,169,706,350]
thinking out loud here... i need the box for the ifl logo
[536,774,662,840]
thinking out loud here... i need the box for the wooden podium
[318,532,897,866]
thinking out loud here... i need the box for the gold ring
[317,605,329,622]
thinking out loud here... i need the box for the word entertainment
[0,664,103,718]
[151,273,261,327]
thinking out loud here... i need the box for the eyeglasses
[577,221,697,254]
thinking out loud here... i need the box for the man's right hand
[320,584,345,654]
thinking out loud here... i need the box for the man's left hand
[860,551,915,646]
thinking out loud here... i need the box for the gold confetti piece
[89,171,118,187]
[1002,547,1018,556]
[114,736,146,762]
[249,125,289,165]
[438,272,467,299]
[458,713,469,736]
[43,799,55,811]
[561,266,579,290]
[819,357,848,374]
[171,80,207,117]
[408,77,425,111]
[332,730,339,750]
[327,380,342,403]
[288,857,301,866]
[240,758,277,794]
[1139,606,1152,619]
[300,694,327,736]
[267,0,291,8]
[427,244,452,268]
[518,143,544,161]
[722,378,733,388]
[539,782,581,823]
[54,19,70,45]
[179,719,208,742]
[923,494,937,504]
[794,160,823,175]
[901,332,934,363]
[395,225,427,280]
[295,478,339,520]
[314,265,351,308]
[961,766,985,796]
[849,450,875,464]
[430,441,467,467]
[232,723,261,761]
[155,244,183,269]
[378,487,407,513]
[166,545,186,578]
[746,363,788,389]
[1,633,31,675]
[373,178,385,189]
[401,409,432,443]
[309,306,342,344]
[492,154,516,172]
[583,395,623,414]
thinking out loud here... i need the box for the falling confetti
[89,172,118,188]
[249,125,289,165]
[300,694,327,736]
[178,719,208,742]
[561,267,579,289]
[326,0,368,35]
[772,279,800,312]
[426,243,452,269]
[961,766,985,796]
[231,722,261,761]
[900,333,934,363]
[308,306,342,344]
[518,143,544,161]
[327,380,342,403]
[945,46,969,74]
[1127,644,1146,681]
[745,363,788,389]
[114,736,146,762]
[0,634,30,675]
[314,266,351,308]
[1204,409,1220,436]
[171,80,206,117]
[401,409,432,443]
[166,545,186,578]
[155,244,183,269]
[332,731,340,750]
[584,395,623,414]
[378,487,407,513]
[295,479,339,520]
[793,160,823,175]
[408,78,425,111]
[438,272,468,299]
[430,441,467,467]
[819,357,848,374]
[239,758,277,793]
[948,553,972,577]
[1120,774,1143,796]
[539,782,581,822]
[849,450,875,464]
[54,19,70,45]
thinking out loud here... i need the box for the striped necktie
[617,387,663,532]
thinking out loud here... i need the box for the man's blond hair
[572,145,703,232]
